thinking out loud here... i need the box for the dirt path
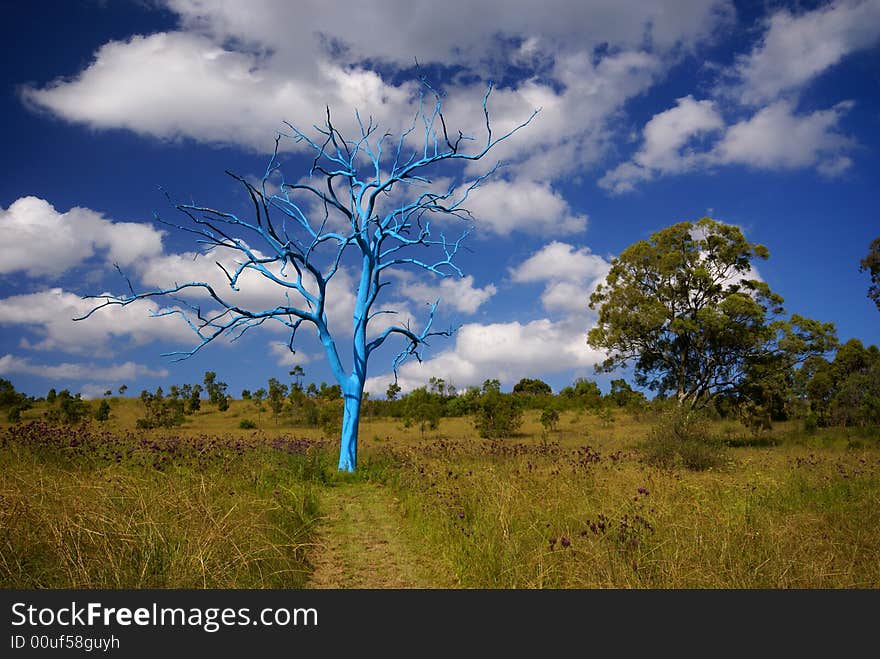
[306,481,453,589]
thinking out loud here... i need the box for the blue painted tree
[78,83,537,471]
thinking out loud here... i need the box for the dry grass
[0,424,322,588]
[3,402,879,589]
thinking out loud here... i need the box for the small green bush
[474,388,523,439]
[644,408,726,471]
[239,419,257,429]
[540,408,560,433]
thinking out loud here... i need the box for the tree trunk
[337,388,362,472]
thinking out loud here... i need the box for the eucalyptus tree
[861,237,880,311]
[587,218,836,410]
[79,83,537,471]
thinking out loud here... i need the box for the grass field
[2,399,879,588]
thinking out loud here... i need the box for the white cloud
[447,50,667,182]
[538,280,596,314]
[599,96,724,193]
[722,0,880,106]
[0,354,168,382]
[512,241,610,284]
[392,272,496,314]
[23,32,416,151]
[714,100,855,173]
[166,0,732,70]
[0,288,194,354]
[21,1,733,185]
[364,317,606,394]
[510,241,611,313]
[0,196,164,277]
[601,97,856,192]
[464,178,587,235]
[268,341,313,367]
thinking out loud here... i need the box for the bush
[319,402,342,438]
[136,388,184,429]
[239,419,257,430]
[94,400,111,422]
[539,408,560,433]
[643,408,725,471]
[46,390,91,425]
[403,387,442,438]
[474,386,523,439]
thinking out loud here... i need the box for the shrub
[94,400,111,422]
[540,408,560,433]
[318,402,342,438]
[474,385,523,439]
[403,387,442,439]
[46,390,91,425]
[643,408,725,471]
[239,419,257,430]
[136,388,184,429]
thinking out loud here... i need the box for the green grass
[2,402,879,588]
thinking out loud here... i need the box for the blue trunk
[337,389,362,472]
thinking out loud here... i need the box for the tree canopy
[861,236,880,311]
[587,217,836,409]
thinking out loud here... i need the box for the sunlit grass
[2,402,879,588]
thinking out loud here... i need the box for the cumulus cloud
[512,241,611,284]
[165,0,733,69]
[721,0,880,106]
[446,50,667,181]
[601,97,856,192]
[0,288,194,354]
[713,100,855,173]
[599,96,724,193]
[268,341,313,367]
[23,32,416,151]
[510,241,611,313]
[0,196,164,277]
[391,272,496,314]
[364,317,606,394]
[463,178,587,235]
[21,1,733,185]
[0,354,168,382]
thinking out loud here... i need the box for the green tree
[588,218,836,410]
[860,236,880,311]
[203,371,229,410]
[540,408,560,432]
[0,379,27,408]
[513,377,552,396]
[560,377,603,408]
[267,377,289,425]
[800,339,880,427]
[136,387,184,428]
[474,379,522,438]
[289,365,305,391]
[386,381,402,401]
[608,379,646,409]
[48,390,91,424]
[403,386,442,438]
[95,399,111,422]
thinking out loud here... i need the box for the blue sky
[1,0,878,400]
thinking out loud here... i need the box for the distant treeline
[3,335,877,438]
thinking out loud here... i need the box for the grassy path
[306,481,453,589]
